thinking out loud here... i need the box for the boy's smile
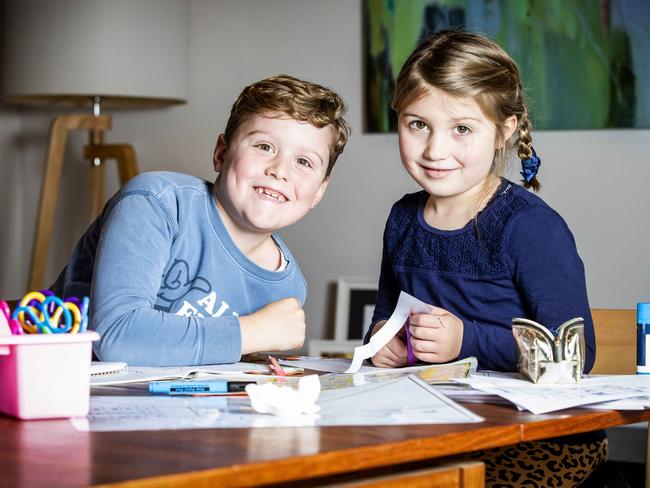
[213,114,331,240]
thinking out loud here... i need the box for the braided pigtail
[517,108,541,192]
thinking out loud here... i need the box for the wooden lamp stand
[29,112,140,290]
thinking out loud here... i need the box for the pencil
[267,355,286,376]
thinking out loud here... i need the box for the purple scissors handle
[405,315,416,366]
[0,300,10,322]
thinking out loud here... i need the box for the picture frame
[334,277,379,342]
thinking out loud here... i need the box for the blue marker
[638,303,650,374]
[149,380,254,394]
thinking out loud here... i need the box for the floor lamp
[3,0,188,290]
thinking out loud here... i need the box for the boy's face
[213,114,331,235]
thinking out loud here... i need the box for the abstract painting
[365,0,650,131]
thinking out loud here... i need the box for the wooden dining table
[1,390,648,488]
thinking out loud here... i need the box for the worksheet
[73,375,483,432]
[457,374,650,414]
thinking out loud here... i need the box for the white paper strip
[344,291,431,373]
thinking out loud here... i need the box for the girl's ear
[213,134,227,172]
[499,115,518,147]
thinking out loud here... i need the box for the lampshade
[3,0,188,109]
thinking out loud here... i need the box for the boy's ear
[498,115,518,148]
[213,134,227,171]
[310,177,329,209]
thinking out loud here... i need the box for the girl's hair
[224,74,351,177]
[392,30,540,191]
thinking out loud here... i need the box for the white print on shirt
[157,259,211,312]
[176,292,238,319]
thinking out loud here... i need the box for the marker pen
[638,303,650,374]
[149,380,254,394]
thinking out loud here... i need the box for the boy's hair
[224,74,351,177]
[392,30,539,191]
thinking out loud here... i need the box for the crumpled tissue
[246,375,321,416]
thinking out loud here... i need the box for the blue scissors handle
[42,296,72,333]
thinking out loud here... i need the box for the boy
[51,74,350,366]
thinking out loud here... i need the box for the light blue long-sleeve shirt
[51,171,307,366]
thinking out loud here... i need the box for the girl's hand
[369,320,408,368]
[409,306,463,363]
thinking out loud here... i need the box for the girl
[368,30,605,486]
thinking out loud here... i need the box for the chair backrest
[590,308,636,375]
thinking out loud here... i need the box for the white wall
[1,0,649,346]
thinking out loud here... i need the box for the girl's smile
[422,167,459,179]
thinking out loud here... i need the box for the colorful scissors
[0,300,13,335]
[11,291,87,334]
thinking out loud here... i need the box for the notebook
[90,361,128,377]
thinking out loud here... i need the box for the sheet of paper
[344,291,431,373]
[90,362,270,386]
[579,375,650,410]
[316,375,483,426]
[456,374,650,414]
[581,397,650,410]
[75,375,482,432]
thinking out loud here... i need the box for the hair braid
[517,106,541,191]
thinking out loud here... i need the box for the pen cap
[638,303,650,324]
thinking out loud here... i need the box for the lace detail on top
[384,180,529,276]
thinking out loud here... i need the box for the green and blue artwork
[365,0,649,131]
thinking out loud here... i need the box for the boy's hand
[240,298,306,354]
[369,320,408,368]
[409,306,463,363]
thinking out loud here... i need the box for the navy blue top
[371,179,596,373]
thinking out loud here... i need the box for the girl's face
[398,87,515,203]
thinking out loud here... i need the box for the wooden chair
[590,308,637,375]
[590,308,649,485]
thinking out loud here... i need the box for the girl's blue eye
[256,143,272,152]
[454,125,471,135]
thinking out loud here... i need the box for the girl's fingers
[387,336,407,355]
[409,322,447,341]
[410,336,440,354]
[413,350,445,363]
[372,350,405,368]
[372,337,408,367]
[427,305,448,315]
[409,312,447,329]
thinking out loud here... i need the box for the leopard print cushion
[468,439,608,487]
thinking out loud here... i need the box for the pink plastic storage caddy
[0,332,99,419]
